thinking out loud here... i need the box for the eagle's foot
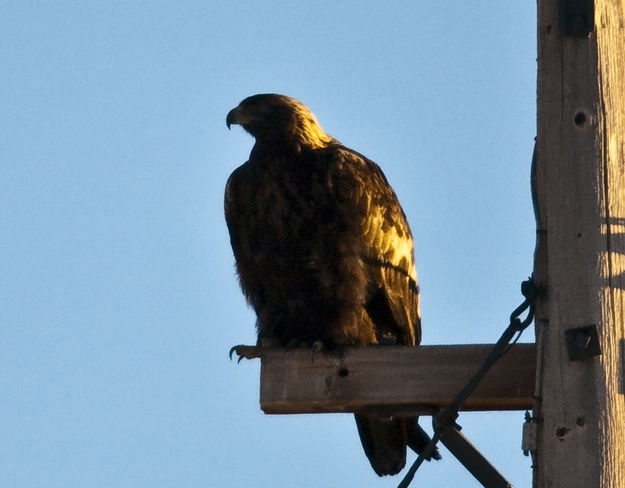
[229,344,262,362]
[230,340,327,362]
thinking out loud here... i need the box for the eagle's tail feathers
[354,415,440,477]
[354,414,406,476]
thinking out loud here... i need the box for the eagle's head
[226,94,335,151]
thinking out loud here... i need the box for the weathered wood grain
[259,344,536,415]
[534,1,625,486]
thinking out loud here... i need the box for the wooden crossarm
[259,343,536,415]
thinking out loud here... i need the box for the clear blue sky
[2,2,536,487]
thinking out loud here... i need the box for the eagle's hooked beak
[226,107,239,129]
[227,105,257,130]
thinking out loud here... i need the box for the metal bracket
[565,324,601,360]
[559,0,595,37]
[521,411,537,456]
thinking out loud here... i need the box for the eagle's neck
[290,117,335,150]
[250,115,336,156]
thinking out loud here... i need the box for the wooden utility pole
[533,0,625,486]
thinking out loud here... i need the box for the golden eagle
[225,94,439,476]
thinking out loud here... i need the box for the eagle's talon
[229,344,262,361]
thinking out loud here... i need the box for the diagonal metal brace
[435,413,514,488]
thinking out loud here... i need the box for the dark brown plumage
[224,93,439,476]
